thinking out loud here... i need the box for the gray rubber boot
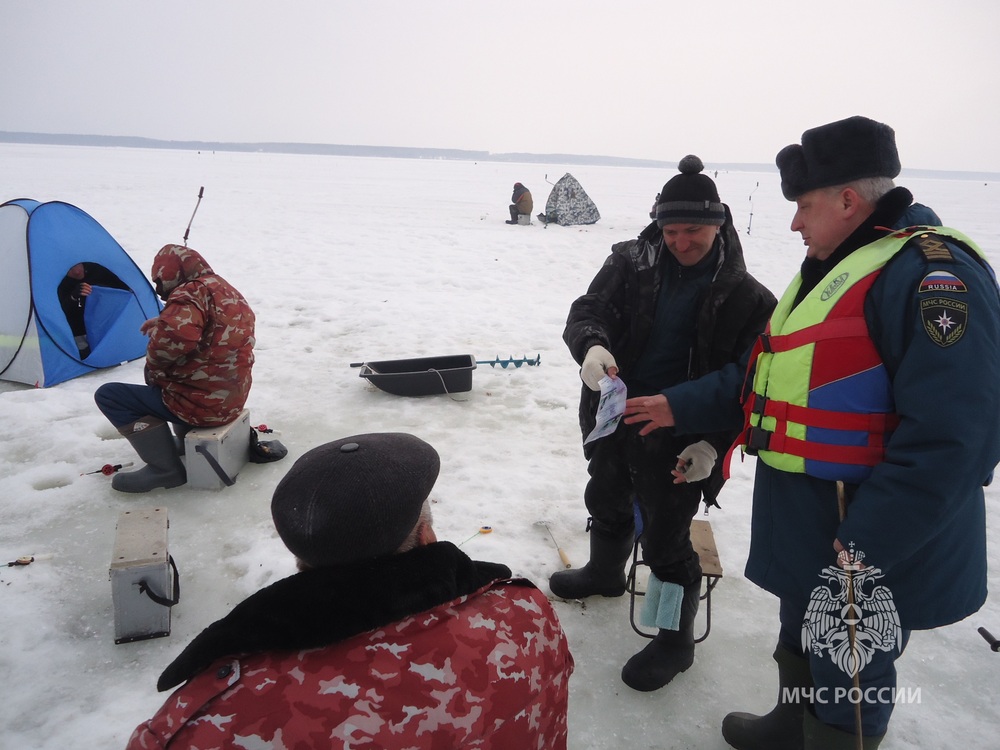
[620,580,700,691]
[112,418,187,493]
[804,710,884,749]
[548,522,634,599]
[722,644,812,750]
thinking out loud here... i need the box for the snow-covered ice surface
[2,143,998,748]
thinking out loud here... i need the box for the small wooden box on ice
[110,507,174,644]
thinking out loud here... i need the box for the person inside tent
[94,243,255,493]
[507,181,533,224]
[57,262,128,358]
[126,432,574,749]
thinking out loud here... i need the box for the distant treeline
[1,131,995,180]
[0,130,754,172]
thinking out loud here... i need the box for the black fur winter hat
[655,155,725,227]
[271,433,440,568]
[776,115,901,200]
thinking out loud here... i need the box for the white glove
[581,345,617,391]
[676,441,718,482]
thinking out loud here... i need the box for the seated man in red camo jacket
[95,243,255,493]
[126,432,575,750]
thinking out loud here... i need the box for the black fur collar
[157,542,511,691]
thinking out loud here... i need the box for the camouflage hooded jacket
[127,542,574,750]
[146,244,255,426]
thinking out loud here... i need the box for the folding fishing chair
[625,501,723,642]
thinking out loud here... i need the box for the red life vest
[736,232,917,482]
[734,226,989,482]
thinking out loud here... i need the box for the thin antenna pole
[837,480,865,750]
[183,186,205,246]
[747,181,758,235]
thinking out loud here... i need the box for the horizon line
[2,130,998,180]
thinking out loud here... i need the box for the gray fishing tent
[537,173,600,226]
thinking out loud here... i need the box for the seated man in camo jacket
[95,243,255,493]
[126,432,575,750]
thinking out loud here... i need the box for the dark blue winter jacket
[665,188,1000,629]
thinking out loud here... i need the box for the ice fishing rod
[837,480,864,750]
[535,520,571,568]
[81,461,134,476]
[747,181,759,235]
[458,526,493,547]
[183,186,205,246]
[6,553,54,567]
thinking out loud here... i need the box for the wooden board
[691,519,723,578]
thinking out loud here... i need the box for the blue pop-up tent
[0,199,162,387]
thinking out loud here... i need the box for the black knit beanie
[776,115,901,200]
[271,433,440,568]
[655,155,725,227]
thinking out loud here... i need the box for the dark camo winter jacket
[564,208,776,503]
[145,244,255,426]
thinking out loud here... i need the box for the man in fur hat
[126,433,574,749]
[552,156,775,691]
[624,116,1000,749]
[94,243,255,493]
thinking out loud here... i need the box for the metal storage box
[184,409,251,490]
[358,354,477,396]
[110,507,174,644]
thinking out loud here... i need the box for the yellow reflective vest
[743,226,987,482]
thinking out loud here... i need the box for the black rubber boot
[620,580,700,691]
[722,644,811,750]
[172,422,192,456]
[112,418,187,493]
[803,710,884,749]
[548,523,634,599]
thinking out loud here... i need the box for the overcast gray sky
[2,1,998,172]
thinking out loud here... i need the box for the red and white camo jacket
[146,244,255,426]
[126,579,573,749]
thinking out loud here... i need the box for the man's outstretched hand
[623,394,675,436]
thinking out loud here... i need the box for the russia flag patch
[919,271,967,294]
